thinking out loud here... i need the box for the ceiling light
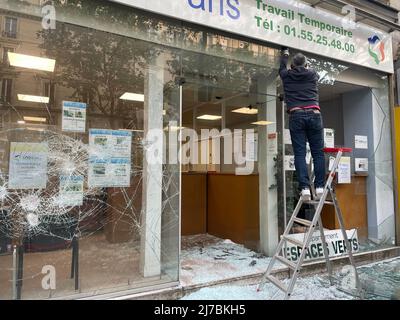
[23,116,47,123]
[232,107,258,115]
[120,92,145,102]
[196,115,222,121]
[18,94,49,104]
[8,52,55,72]
[17,120,26,124]
[118,129,144,133]
[251,121,275,126]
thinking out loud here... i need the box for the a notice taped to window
[8,142,48,189]
[62,101,87,133]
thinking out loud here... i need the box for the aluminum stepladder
[257,147,362,300]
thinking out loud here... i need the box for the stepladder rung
[304,200,334,205]
[293,217,312,227]
[282,235,304,248]
[266,275,287,292]
[275,255,297,270]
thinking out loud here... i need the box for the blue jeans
[289,110,326,190]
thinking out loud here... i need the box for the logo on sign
[368,35,385,65]
[187,0,240,20]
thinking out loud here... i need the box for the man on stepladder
[279,47,325,201]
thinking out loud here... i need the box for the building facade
[0,0,399,299]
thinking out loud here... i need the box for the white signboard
[285,229,359,262]
[246,133,258,161]
[324,128,335,148]
[355,135,368,149]
[284,155,295,171]
[338,156,351,184]
[355,158,368,173]
[62,101,87,133]
[284,129,292,145]
[267,132,278,155]
[58,175,84,207]
[8,143,48,189]
[88,129,132,188]
[111,0,394,73]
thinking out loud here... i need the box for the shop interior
[0,2,396,300]
[180,67,395,252]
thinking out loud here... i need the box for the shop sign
[285,229,359,262]
[111,0,394,73]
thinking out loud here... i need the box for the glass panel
[279,56,396,261]
[179,23,280,252]
[0,1,180,299]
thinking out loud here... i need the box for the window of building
[4,17,17,39]
[2,47,14,64]
[1,79,13,103]
[0,0,397,301]
[43,81,55,104]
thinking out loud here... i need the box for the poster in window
[338,156,351,184]
[88,129,132,188]
[8,142,48,189]
[58,175,84,207]
[62,101,87,133]
[284,155,296,171]
[284,129,292,145]
[267,133,278,155]
[355,135,368,149]
[355,158,368,173]
[324,129,335,148]
[246,133,258,161]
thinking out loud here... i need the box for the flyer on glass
[338,156,351,184]
[324,128,335,148]
[8,142,48,189]
[62,101,87,133]
[58,175,84,206]
[88,129,132,188]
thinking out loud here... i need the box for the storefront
[0,0,398,299]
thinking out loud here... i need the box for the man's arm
[279,47,290,79]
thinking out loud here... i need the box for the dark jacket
[279,55,320,111]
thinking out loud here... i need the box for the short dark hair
[293,53,307,67]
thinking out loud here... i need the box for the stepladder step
[293,217,312,227]
[304,200,334,205]
[281,235,304,248]
[275,255,297,270]
[266,275,287,292]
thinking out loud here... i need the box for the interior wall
[342,88,395,242]
[320,97,344,146]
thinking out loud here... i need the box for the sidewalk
[111,234,400,300]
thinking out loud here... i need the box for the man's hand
[281,46,290,57]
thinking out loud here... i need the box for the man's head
[292,53,308,68]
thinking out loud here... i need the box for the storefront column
[257,75,278,256]
[140,64,164,277]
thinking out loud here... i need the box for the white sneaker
[316,187,324,200]
[300,188,311,201]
